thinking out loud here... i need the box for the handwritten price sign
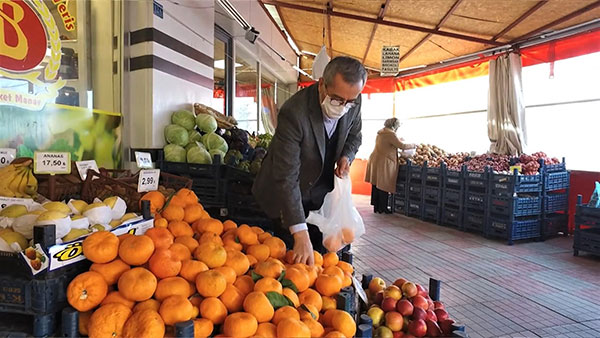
[138,169,160,192]
[0,148,16,168]
[34,152,71,174]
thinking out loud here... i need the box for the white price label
[138,169,160,192]
[75,160,99,180]
[0,148,16,168]
[135,151,153,169]
[0,197,37,210]
[352,275,369,305]
[33,152,71,174]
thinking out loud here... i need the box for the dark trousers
[371,184,390,213]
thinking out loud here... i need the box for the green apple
[367,306,385,328]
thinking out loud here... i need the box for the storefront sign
[381,46,400,76]
[76,160,99,180]
[34,151,71,174]
[0,148,16,167]
[51,0,76,31]
[135,151,154,169]
[138,169,160,192]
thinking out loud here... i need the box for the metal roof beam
[492,1,548,41]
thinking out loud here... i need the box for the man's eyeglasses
[325,85,358,108]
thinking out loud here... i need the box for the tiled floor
[351,195,600,338]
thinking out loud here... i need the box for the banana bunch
[0,158,37,198]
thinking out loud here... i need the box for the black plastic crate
[395,182,407,198]
[393,195,407,214]
[0,311,58,337]
[443,165,464,188]
[408,162,425,182]
[407,201,423,218]
[423,204,440,223]
[423,186,441,204]
[224,166,254,185]
[226,193,267,220]
[443,188,462,207]
[486,216,541,244]
[0,274,70,315]
[190,178,226,208]
[544,192,568,213]
[408,183,423,199]
[463,211,486,233]
[490,172,542,196]
[574,227,600,257]
[441,207,462,228]
[544,171,570,191]
[425,166,441,184]
[465,170,489,190]
[397,165,408,185]
[489,195,542,217]
[542,213,568,239]
[465,191,487,211]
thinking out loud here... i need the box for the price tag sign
[138,169,160,192]
[352,275,369,305]
[135,151,153,169]
[33,152,71,174]
[0,148,16,168]
[75,160,99,180]
[0,197,37,210]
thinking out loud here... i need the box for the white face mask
[321,95,350,120]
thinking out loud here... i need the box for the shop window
[234,50,259,134]
[260,74,276,134]
[213,26,233,116]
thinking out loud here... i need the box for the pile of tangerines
[66,188,357,338]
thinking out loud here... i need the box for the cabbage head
[201,133,229,154]
[172,110,196,130]
[164,124,189,146]
[188,129,202,143]
[185,142,205,152]
[210,149,225,164]
[195,114,218,134]
[164,144,186,162]
[187,145,212,164]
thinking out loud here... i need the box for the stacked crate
[541,158,570,239]
[574,195,600,257]
[441,164,465,228]
[393,164,408,214]
[423,164,443,224]
[463,169,490,234]
[486,169,543,245]
[407,161,425,218]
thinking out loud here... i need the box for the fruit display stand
[36,161,84,202]
[573,194,600,257]
[541,158,570,239]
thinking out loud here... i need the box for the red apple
[402,282,418,298]
[396,299,414,316]
[426,309,438,322]
[374,291,385,306]
[434,309,449,322]
[439,319,455,335]
[382,297,398,312]
[433,301,445,310]
[425,319,442,337]
[408,319,427,337]
[412,307,427,321]
[392,331,405,338]
[385,311,404,331]
[427,298,434,311]
[384,285,403,300]
[393,278,408,288]
[369,277,386,294]
[411,295,428,311]
[416,284,428,298]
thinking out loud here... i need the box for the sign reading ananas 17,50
[0,0,66,111]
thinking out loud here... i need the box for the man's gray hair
[322,56,367,87]
[384,118,400,131]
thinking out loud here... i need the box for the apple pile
[366,277,455,338]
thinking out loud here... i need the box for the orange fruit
[118,267,157,301]
[154,276,190,301]
[285,267,310,292]
[222,220,237,232]
[82,231,119,263]
[276,318,310,338]
[140,191,166,214]
[258,232,272,243]
[224,250,250,276]
[162,205,185,222]
[254,277,282,294]
[122,309,165,338]
[306,265,319,287]
[133,299,161,313]
[342,273,352,288]
[323,266,345,282]
[336,261,353,275]
[246,244,270,262]
[324,330,346,338]
[148,248,182,279]
[159,295,195,325]
[145,227,174,250]
[299,289,323,312]
[183,204,204,224]
[234,275,255,296]
[193,318,213,338]
[174,235,199,253]
[67,271,108,311]
[303,317,325,338]
[154,218,168,228]
[175,188,199,206]
[320,309,339,327]
[236,224,259,245]
[219,284,245,313]
[254,260,283,279]
[315,274,342,297]
[193,218,224,235]
[272,306,300,325]
[284,251,295,264]
[198,232,223,246]
[323,236,343,252]
[88,303,132,338]
[90,258,130,285]
[322,296,336,311]
[79,311,92,336]
[242,291,274,323]
[179,259,208,282]
[194,242,227,268]
[255,322,277,338]
[263,237,286,260]
[195,269,227,297]
[101,291,135,309]
[199,297,228,325]
[223,237,243,252]
[169,242,191,261]
[214,266,236,284]
[341,228,354,243]
[314,251,323,266]
[167,220,194,238]
[283,287,300,307]
[251,226,264,234]
[322,252,339,268]
[223,312,258,338]
[299,303,320,322]
[247,254,258,267]
[331,309,356,338]
[119,235,155,266]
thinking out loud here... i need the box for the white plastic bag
[306,176,365,252]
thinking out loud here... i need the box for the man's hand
[335,156,350,178]
[293,230,315,266]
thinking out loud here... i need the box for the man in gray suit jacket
[252,57,367,265]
